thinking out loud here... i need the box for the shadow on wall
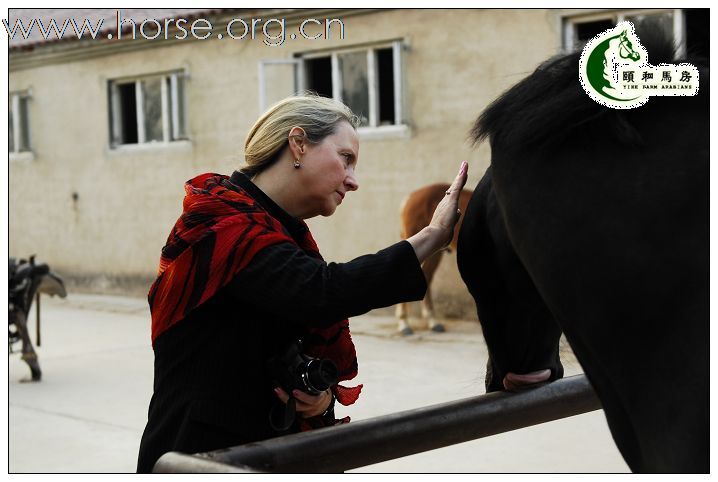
[58,261,478,319]
[60,272,156,298]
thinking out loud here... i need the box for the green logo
[579,21,699,109]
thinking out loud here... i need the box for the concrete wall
[9,9,566,317]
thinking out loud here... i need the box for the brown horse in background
[395,183,473,335]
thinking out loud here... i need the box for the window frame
[258,58,304,115]
[562,9,686,58]
[298,41,406,132]
[108,69,189,149]
[258,41,409,138]
[9,90,32,157]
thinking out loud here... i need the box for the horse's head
[618,30,641,61]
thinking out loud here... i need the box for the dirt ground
[8,293,629,473]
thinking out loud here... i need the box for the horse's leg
[422,285,445,332]
[457,168,563,392]
[13,310,41,382]
[395,249,441,336]
[397,196,415,336]
[420,252,444,332]
[395,302,413,336]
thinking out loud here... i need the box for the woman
[137,94,468,472]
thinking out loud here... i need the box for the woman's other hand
[274,387,333,418]
[408,161,469,263]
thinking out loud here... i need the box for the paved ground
[8,293,629,473]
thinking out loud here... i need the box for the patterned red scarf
[148,173,362,407]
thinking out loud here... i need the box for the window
[8,92,31,154]
[109,71,187,147]
[572,19,614,47]
[259,41,405,130]
[564,9,690,57]
[303,43,403,128]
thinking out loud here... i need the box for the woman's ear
[287,126,307,159]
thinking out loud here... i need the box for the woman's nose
[345,172,359,192]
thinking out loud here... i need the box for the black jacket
[136,172,427,472]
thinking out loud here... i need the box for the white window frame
[259,41,409,138]
[109,70,188,149]
[563,9,686,58]
[301,41,406,132]
[9,90,32,157]
[258,59,304,114]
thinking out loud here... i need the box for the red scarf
[148,173,362,407]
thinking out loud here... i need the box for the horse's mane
[471,21,708,153]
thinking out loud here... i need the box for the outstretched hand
[407,161,469,264]
[429,160,469,248]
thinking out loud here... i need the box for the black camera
[269,339,338,395]
[268,339,338,431]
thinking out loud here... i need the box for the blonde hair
[242,93,360,178]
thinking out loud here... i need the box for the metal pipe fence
[154,374,600,473]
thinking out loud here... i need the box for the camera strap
[269,396,296,432]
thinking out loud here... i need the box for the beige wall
[9,9,564,317]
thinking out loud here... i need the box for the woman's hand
[274,387,333,418]
[408,161,469,263]
[428,160,469,246]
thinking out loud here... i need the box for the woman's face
[298,121,359,217]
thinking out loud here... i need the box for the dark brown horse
[458,25,708,472]
[395,183,472,335]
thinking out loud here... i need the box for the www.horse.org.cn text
[2,12,346,47]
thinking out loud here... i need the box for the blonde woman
[137,94,468,472]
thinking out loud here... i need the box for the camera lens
[305,358,338,393]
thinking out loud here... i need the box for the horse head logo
[579,21,648,108]
[616,30,641,61]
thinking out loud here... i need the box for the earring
[293,159,301,169]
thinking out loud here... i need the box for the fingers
[442,162,469,214]
[273,387,331,417]
[446,161,469,197]
[436,161,468,227]
[295,389,331,417]
[273,387,290,404]
[291,388,325,405]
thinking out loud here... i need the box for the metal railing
[154,374,600,473]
